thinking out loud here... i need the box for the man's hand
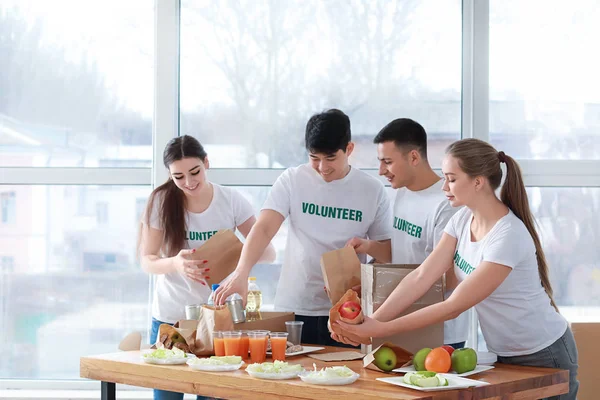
[345,237,370,254]
[214,272,248,306]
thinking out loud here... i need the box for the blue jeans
[150,318,220,400]
[497,326,579,400]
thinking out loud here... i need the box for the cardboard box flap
[234,311,295,332]
[187,229,242,286]
[369,265,444,305]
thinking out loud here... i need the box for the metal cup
[285,320,304,345]
[226,295,246,323]
[185,304,202,320]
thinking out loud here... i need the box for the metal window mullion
[154,0,180,188]
[462,0,489,351]
[149,0,181,346]
[462,0,489,141]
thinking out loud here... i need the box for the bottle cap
[248,277,256,281]
[211,283,220,291]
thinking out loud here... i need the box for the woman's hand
[214,272,248,305]
[330,332,361,347]
[172,249,210,285]
[334,316,386,341]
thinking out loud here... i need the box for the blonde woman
[334,138,578,400]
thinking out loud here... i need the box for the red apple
[339,300,361,320]
[441,345,455,356]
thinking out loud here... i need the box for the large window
[1,0,599,393]
[0,185,151,379]
[0,0,155,385]
[0,0,154,167]
[489,0,600,159]
[180,0,462,169]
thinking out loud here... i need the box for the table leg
[101,381,116,400]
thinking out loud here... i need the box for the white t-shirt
[149,183,255,323]
[445,207,567,356]
[390,179,469,344]
[263,164,392,316]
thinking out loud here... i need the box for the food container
[226,293,246,323]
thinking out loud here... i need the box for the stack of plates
[477,351,497,365]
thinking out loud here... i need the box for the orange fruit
[424,347,452,373]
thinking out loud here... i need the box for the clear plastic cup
[213,331,225,357]
[248,331,268,363]
[285,321,304,346]
[270,332,289,361]
[222,331,242,356]
[236,330,250,358]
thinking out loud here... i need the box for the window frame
[1,0,599,391]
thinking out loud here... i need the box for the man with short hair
[215,109,392,346]
[343,118,469,348]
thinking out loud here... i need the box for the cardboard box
[571,322,600,400]
[360,263,445,355]
[234,311,295,332]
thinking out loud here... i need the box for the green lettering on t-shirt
[454,250,475,275]
[393,216,423,238]
[301,202,363,222]
[186,230,218,241]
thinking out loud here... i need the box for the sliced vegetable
[246,360,303,374]
[143,347,186,360]
[403,371,449,388]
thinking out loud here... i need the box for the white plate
[266,345,325,357]
[377,374,490,391]
[477,352,498,365]
[298,372,360,386]
[141,351,195,365]
[392,364,494,377]
[246,369,302,380]
[142,356,190,365]
[187,360,245,372]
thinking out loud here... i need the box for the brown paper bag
[363,342,413,372]
[321,247,362,305]
[152,324,197,354]
[187,229,242,286]
[329,289,371,345]
[193,304,235,356]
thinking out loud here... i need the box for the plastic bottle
[245,277,262,312]
[207,283,220,306]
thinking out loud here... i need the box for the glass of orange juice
[222,331,242,356]
[213,331,225,356]
[248,331,268,363]
[270,332,288,361]
[237,330,250,358]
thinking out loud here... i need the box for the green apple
[451,347,478,374]
[373,346,397,372]
[413,347,432,371]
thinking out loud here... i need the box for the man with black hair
[342,118,469,348]
[216,109,391,346]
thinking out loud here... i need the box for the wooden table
[80,346,569,400]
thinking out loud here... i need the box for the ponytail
[138,179,187,258]
[500,155,559,313]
